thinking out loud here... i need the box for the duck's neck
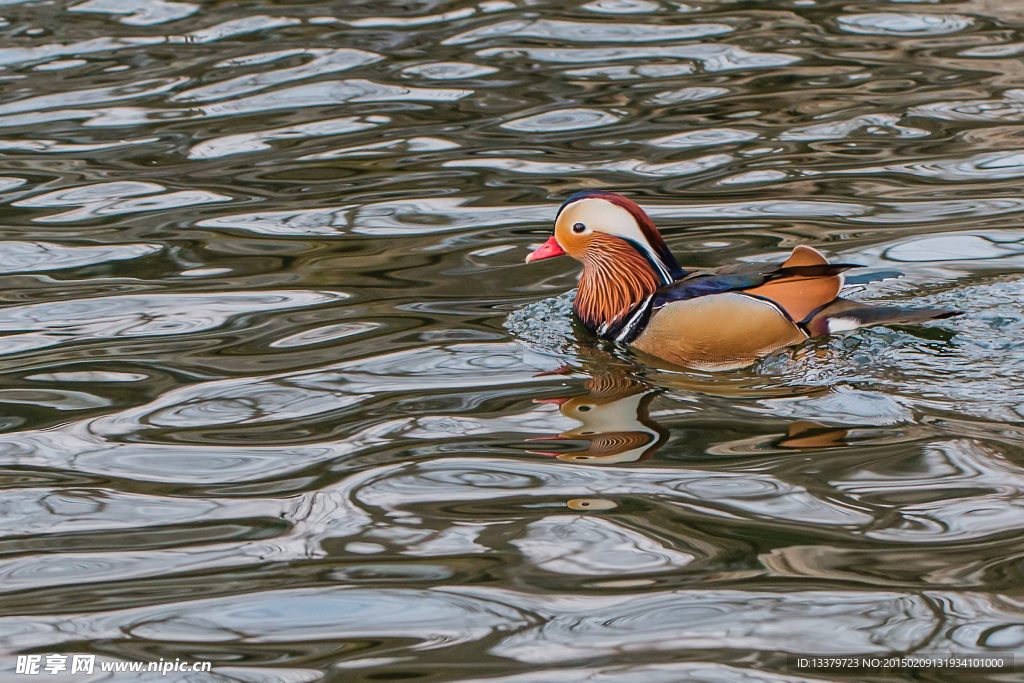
[574,237,663,338]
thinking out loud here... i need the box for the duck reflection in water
[529,374,851,464]
[529,375,668,464]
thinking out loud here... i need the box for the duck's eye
[578,405,592,412]
[572,222,586,234]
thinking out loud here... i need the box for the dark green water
[1,0,1024,681]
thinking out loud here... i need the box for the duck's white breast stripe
[614,294,654,342]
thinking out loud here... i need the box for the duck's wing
[658,246,858,322]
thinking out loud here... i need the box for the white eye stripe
[559,199,647,245]
[558,198,673,283]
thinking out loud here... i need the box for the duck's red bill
[525,236,565,263]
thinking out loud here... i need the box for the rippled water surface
[4,0,1024,680]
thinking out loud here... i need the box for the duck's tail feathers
[803,298,962,336]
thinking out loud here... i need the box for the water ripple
[648,86,730,104]
[583,0,660,14]
[185,16,302,43]
[15,587,531,648]
[0,77,186,116]
[501,108,620,132]
[483,588,935,662]
[513,516,695,575]
[458,663,831,683]
[837,13,974,36]
[857,150,1024,182]
[14,182,230,222]
[0,291,346,356]
[198,80,472,117]
[444,19,732,45]
[270,322,382,349]
[4,0,1024,678]
[648,128,758,148]
[0,242,159,273]
[910,90,1024,122]
[780,114,928,141]
[960,42,1024,58]
[345,8,477,28]
[477,44,799,70]
[0,37,164,67]
[0,137,158,153]
[356,458,871,526]
[566,63,695,79]
[69,0,199,26]
[445,153,733,177]
[188,115,388,159]
[401,62,499,80]
[198,197,553,236]
[173,49,384,103]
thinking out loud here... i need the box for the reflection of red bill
[525,236,566,263]
[534,365,572,377]
[526,450,564,457]
[533,397,570,406]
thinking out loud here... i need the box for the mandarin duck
[529,375,667,464]
[525,190,960,370]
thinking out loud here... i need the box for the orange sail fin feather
[526,192,961,370]
[742,246,843,323]
[782,245,830,268]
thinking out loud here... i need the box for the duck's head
[526,191,682,281]
[525,191,684,334]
